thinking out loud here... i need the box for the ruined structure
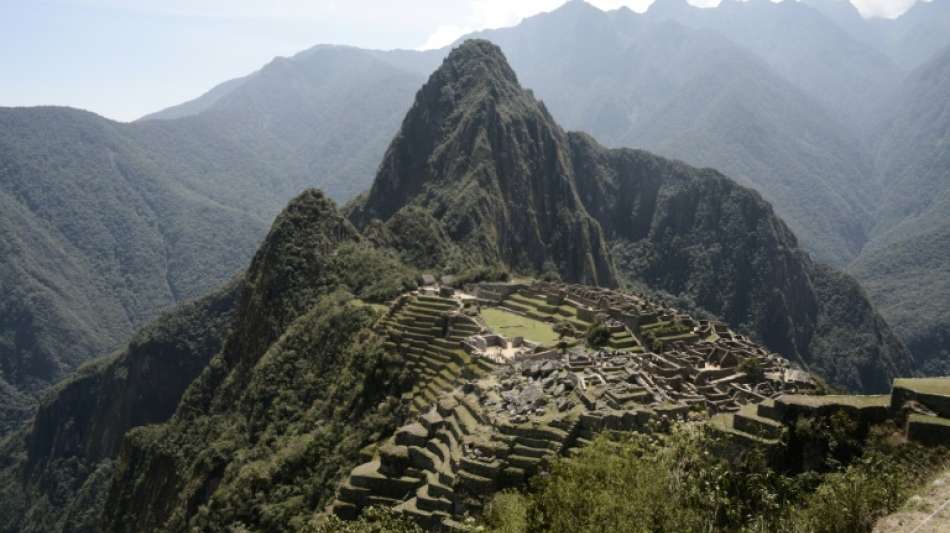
[330,280,947,529]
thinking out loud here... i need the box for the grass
[894,378,950,396]
[480,308,560,346]
[908,414,950,427]
[779,394,890,409]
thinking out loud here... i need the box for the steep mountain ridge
[0,47,426,431]
[0,280,239,533]
[849,45,950,371]
[351,40,912,392]
[464,7,876,265]
[350,41,617,287]
[101,190,417,532]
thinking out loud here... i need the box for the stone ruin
[330,280,827,529]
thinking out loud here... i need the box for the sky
[0,0,926,122]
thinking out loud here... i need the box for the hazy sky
[0,0,925,121]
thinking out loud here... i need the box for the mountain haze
[0,46,427,431]
[850,44,950,372]
[465,2,876,265]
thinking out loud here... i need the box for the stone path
[875,471,950,533]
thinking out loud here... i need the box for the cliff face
[570,138,910,391]
[351,40,617,287]
[0,281,239,533]
[351,40,913,392]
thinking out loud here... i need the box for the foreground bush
[483,423,950,533]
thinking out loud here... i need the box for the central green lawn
[780,394,890,409]
[480,307,560,346]
[895,378,950,396]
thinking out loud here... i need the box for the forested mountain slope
[0,107,264,433]
[465,1,876,265]
[0,280,239,533]
[850,45,950,371]
[0,47,426,432]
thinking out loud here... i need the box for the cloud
[850,0,921,18]
[419,24,474,50]
[589,0,923,18]
[418,0,564,49]
[587,0,655,12]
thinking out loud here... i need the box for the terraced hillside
[377,293,499,414]
[331,281,950,530]
[330,279,823,528]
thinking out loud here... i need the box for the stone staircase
[380,294,499,414]
[331,386,579,529]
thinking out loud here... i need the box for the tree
[586,324,610,348]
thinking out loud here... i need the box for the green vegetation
[100,191,419,532]
[481,423,950,533]
[0,45,426,434]
[553,321,578,339]
[308,507,422,533]
[586,324,610,348]
[739,358,766,382]
[894,378,950,396]
[0,280,241,533]
[480,308,560,346]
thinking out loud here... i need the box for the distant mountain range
[2,0,950,433]
[0,39,914,533]
[0,48,426,431]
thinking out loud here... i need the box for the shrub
[485,491,529,533]
[307,507,422,532]
[481,422,950,533]
[738,357,766,382]
[586,324,610,348]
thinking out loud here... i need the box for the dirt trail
[875,471,950,533]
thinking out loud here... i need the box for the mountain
[136,44,428,202]
[350,40,911,392]
[0,279,238,533]
[644,0,901,133]
[464,2,877,265]
[1,188,417,533]
[877,0,950,70]
[102,191,417,532]
[0,39,915,533]
[849,45,950,372]
[0,46,427,433]
[0,107,268,434]
[348,40,616,287]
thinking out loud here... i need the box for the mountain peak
[349,40,616,286]
[432,39,522,98]
[352,39,558,224]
